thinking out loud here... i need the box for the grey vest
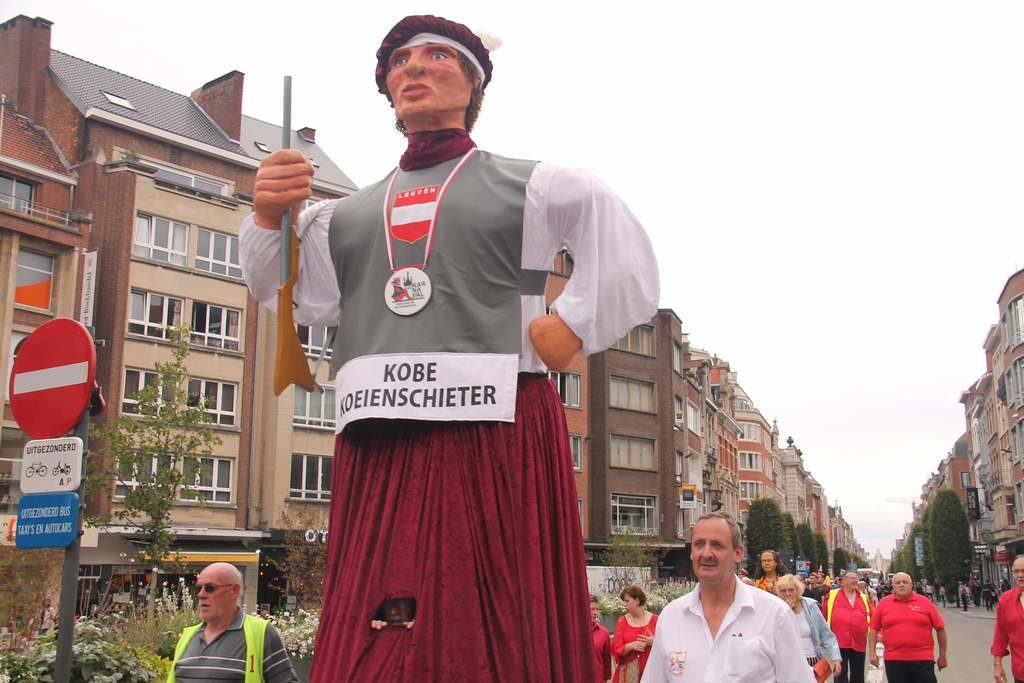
[327,151,541,375]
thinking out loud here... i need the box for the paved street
[871,603,995,683]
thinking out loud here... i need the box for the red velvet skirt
[310,375,597,682]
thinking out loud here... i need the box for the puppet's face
[386,43,475,132]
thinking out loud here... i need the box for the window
[686,402,701,435]
[674,396,684,425]
[959,471,971,488]
[115,454,170,498]
[1012,422,1024,465]
[1007,358,1024,407]
[739,422,762,442]
[15,249,53,310]
[672,342,682,375]
[740,481,763,500]
[549,371,582,408]
[569,434,583,470]
[122,369,174,414]
[254,141,272,153]
[293,386,336,429]
[150,162,227,196]
[102,91,136,110]
[610,377,655,413]
[610,435,656,470]
[0,428,29,513]
[290,454,332,500]
[195,229,242,278]
[191,302,241,351]
[0,174,33,213]
[733,398,754,412]
[613,325,654,356]
[1006,295,1024,350]
[739,452,762,471]
[187,379,236,426]
[5,331,26,401]
[134,214,187,265]
[611,494,657,535]
[182,457,232,502]
[298,325,334,359]
[128,290,182,339]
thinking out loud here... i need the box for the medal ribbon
[382,148,477,271]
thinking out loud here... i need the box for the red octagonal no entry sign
[8,318,96,439]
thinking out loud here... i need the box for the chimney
[0,15,53,122]
[191,70,244,141]
[297,126,316,143]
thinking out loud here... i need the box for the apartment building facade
[0,91,88,524]
[958,268,1024,582]
[0,14,355,609]
[587,310,699,576]
[731,383,779,526]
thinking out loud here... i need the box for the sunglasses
[196,583,235,594]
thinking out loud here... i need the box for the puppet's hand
[529,314,582,371]
[253,150,314,229]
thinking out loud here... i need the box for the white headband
[398,33,485,82]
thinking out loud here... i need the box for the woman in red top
[610,585,658,683]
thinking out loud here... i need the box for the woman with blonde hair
[610,585,658,683]
[777,573,842,683]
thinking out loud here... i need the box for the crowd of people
[586,521,1024,683]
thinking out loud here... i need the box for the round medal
[384,267,432,316]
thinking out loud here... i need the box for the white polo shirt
[641,577,815,682]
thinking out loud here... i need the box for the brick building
[731,382,779,526]
[0,91,89,520]
[587,310,695,576]
[958,267,1024,583]
[545,250,591,539]
[0,14,354,609]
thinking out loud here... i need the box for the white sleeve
[640,615,668,682]
[772,606,817,683]
[239,199,343,327]
[539,164,660,355]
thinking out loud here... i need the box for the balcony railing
[0,191,73,226]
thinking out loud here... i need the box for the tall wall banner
[79,250,97,328]
[965,487,980,521]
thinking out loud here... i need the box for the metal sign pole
[53,404,88,678]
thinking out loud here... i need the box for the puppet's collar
[400,128,476,171]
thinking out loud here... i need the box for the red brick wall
[545,266,590,538]
[0,16,53,122]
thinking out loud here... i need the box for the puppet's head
[376,15,499,134]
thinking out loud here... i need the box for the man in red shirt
[827,571,871,683]
[867,572,947,683]
[590,595,611,683]
[993,555,1024,683]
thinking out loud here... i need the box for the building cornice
[0,154,76,185]
[83,108,354,196]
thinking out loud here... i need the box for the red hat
[376,15,494,99]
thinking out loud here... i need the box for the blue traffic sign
[15,492,79,549]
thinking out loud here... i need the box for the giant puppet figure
[240,15,659,681]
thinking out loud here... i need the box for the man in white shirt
[642,512,815,682]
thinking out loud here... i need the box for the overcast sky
[11,0,1024,558]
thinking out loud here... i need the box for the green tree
[920,502,936,583]
[270,509,328,610]
[832,547,849,576]
[86,327,221,619]
[781,513,796,556]
[745,498,785,572]
[928,488,972,593]
[602,533,658,590]
[795,523,814,563]
[813,533,829,574]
